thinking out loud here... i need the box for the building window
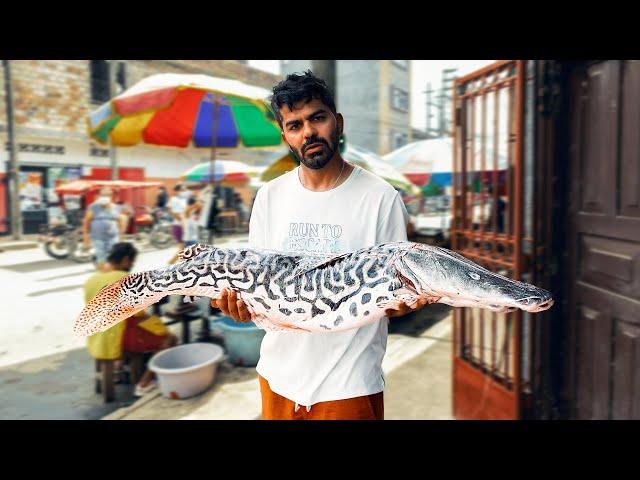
[115,62,127,94]
[392,132,408,150]
[90,61,127,103]
[392,60,409,69]
[390,86,409,112]
[90,60,110,104]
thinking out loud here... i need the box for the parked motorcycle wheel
[68,233,95,263]
[150,224,174,248]
[71,245,96,263]
[44,237,72,259]
[132,225,152,245]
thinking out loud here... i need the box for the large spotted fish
[74,242,553,337]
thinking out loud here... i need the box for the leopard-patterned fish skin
[74,242,553,337]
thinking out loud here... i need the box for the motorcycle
[149,208,175,248]
[39,210,95,263]
[129,206,174,248]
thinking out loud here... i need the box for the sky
[248,60,495,131]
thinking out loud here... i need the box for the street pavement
[105,306,453,420]
[0,235,247,419]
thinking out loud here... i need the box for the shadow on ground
[0,347,137,420]
[0,258,79,273]
[37,269,95,282]
[388,303,452,337]
[27,284,84,297]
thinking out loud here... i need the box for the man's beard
[290,128,340,170]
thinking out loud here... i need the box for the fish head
[74,273,162,337]
[397,244,554,313]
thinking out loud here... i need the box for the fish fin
[293,251,384,278]
[376,290,419,311]
[252,314,308,332]
[271,316,311,332]
[377,299,405,311]
[293,252,352,278]
[376,293,441,312]
[177,243,214,262]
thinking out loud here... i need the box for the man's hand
[211,288,254,323]
[385,297,431,318]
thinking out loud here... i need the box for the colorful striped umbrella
[180,160,263,184]
[343,145,422,196]
[88,74,283,149]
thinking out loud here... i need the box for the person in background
[115,199,134,237]
[166,184,189,246]
[486,184,506,233]
[167,185,195,264]
[196,184,221,237]
[156,186,168,209]
[84,242,178,397]
[232,192,245,223]
[82,187,123,271]
[183,196,202,247]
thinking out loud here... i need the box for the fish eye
[468,272,480,280]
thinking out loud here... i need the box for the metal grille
[451,60,531,419]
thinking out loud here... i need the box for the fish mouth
[515,295,554,312]
[523,298,554,312]
[436,291,554,313]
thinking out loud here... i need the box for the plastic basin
[149,343,225,400]
[211,317,266,367]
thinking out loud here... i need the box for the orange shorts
[258,374,384,420]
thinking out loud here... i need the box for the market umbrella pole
[207,94,220,245]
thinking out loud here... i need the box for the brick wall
[0,60,282,137]
[0,60,91,136]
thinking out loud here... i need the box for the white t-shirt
[249,164,409,407]
[166,196,186,226]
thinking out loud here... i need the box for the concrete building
[0,60,282,235]
[281,60,412,155]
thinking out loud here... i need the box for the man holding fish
[76,71,553,421]
[212,71,428,420]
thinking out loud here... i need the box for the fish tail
[74,271,165,338]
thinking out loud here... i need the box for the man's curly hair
[269,70,337,128]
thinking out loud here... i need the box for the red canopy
[55,180,163,195]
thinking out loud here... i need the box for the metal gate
[451,60,549,419]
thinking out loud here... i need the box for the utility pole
[439,68,457,137]
[426,82,432,138]
[311,60,336,100]
[425,82,440,139]
[3,60,21,240]
[108,60,118,180]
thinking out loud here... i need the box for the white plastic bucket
[149,343,225,400]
